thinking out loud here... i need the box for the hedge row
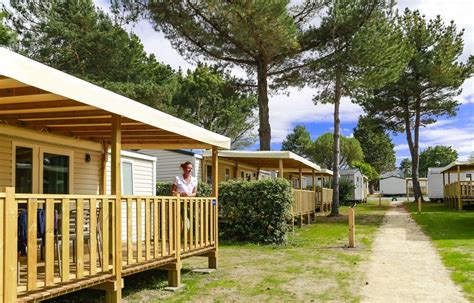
[218,178,293,245]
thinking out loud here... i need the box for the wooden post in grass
[417,197,421,214]
[378,191,382,207]
[348,207,355,248]
[457,165,462,211]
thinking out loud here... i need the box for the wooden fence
[444,181,474,210]
[0,188,217,302]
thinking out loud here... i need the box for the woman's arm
[188,185,197,197]
[171,183,178,196]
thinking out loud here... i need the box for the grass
[405,202,474,302]
[47,200,389,302]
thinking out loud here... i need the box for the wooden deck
[444,181,474,210]
[0,190,218,302]
[292,188,333,227]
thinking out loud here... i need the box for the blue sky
[93,0,474,163]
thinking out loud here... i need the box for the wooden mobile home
[0,48,230,302]
[202,150,334,224]
[440,159,474,210]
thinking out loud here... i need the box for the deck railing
[0,188,217,302]
[316,188,333,213]
[444,181,474,210]
[292,190,316,217]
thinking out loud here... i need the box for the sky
[95,0,472,163]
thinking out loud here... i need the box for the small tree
[359,10,473,202]
[399,158,412,178]
[419,146,458,177]
[281,125,312,158]
[353,115,396,174]
[0,11,15,46]
[173,64,258,149]
[309,133,364,169]
[352,161,378,193]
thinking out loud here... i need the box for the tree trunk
[330,70,342,216]
[257,59,271,150]
[404,102,424,203]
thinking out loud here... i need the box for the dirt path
[360,202,467,303]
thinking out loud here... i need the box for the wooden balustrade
[443,181,474,210]
[0,189,218,302]
[315,188,333,213]
[292,190,316,217]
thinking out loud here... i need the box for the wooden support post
[312,169,316,221]
[348,207,355,248]
[457,165,462,211]
[448,172,451,208]
[279,159,284,178]
[4,187,17,302]
[210,146,219,269]
[100,143,109,195]
[442,172,446,206]
[299,167,303,190]
[165,262,182,288]
[110,115,122,302]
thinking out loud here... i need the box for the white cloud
[394,144,409,152]
[269,90,363,143]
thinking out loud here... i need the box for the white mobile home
[340,169,368,202]
[428,167,473,201]
[139,149,202,183]
[380,175,406,196]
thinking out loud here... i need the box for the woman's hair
[180,161,193,169]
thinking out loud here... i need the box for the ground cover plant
[406,202,474,301]
[47,199,388,302]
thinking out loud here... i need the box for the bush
[219,178,293,245]
[339,178,355,205]
[155,181,212,197]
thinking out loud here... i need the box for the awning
[0,47,230,150]
[202,150,332,175]
[439,160,474,173]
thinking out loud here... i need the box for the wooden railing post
[457,166,462,211]
[348,207,355,248]
[209,146,219,269]
[4,187,17,302]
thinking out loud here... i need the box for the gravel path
[360,202,467,303]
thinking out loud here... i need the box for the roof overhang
[0,48,231,150]
[202,150,330,174]
[440,161,474,173]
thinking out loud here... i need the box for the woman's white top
[173,175,197,195]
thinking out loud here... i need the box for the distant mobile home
[380,173,406,196]
[340,168,368,202]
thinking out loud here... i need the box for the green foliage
[281,125,312,158]
[0,11,15,46]
[358,9,473,200]
[351,161,378,181]
[419,146,458,177]
[399,158,412,178]
[309,133,364,169]
[6,0,179,112]
[155,181,211,197]
[173,64,258,149]
[353,116,396,174]
[219,178,293,244]
[338,178,356,204]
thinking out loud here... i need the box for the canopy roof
[440,160,474,173]
[203,150,332,175]
[0,47,230,149]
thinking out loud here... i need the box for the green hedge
[155,181,211,197]
[218,178,293,245]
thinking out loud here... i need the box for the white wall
[139,149,202,183]
[380,177,406,195]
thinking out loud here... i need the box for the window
[42,152,69,194]
[122,162,133,195]
[15,146,33,193]
[225,168,230,181]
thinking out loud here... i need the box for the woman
[171,161,197,197]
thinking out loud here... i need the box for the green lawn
[48,200,388,302]
[406,202,474,302]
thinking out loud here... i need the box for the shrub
[218,178,293,245]
[339,178,355,205]
[155,181,212,197]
